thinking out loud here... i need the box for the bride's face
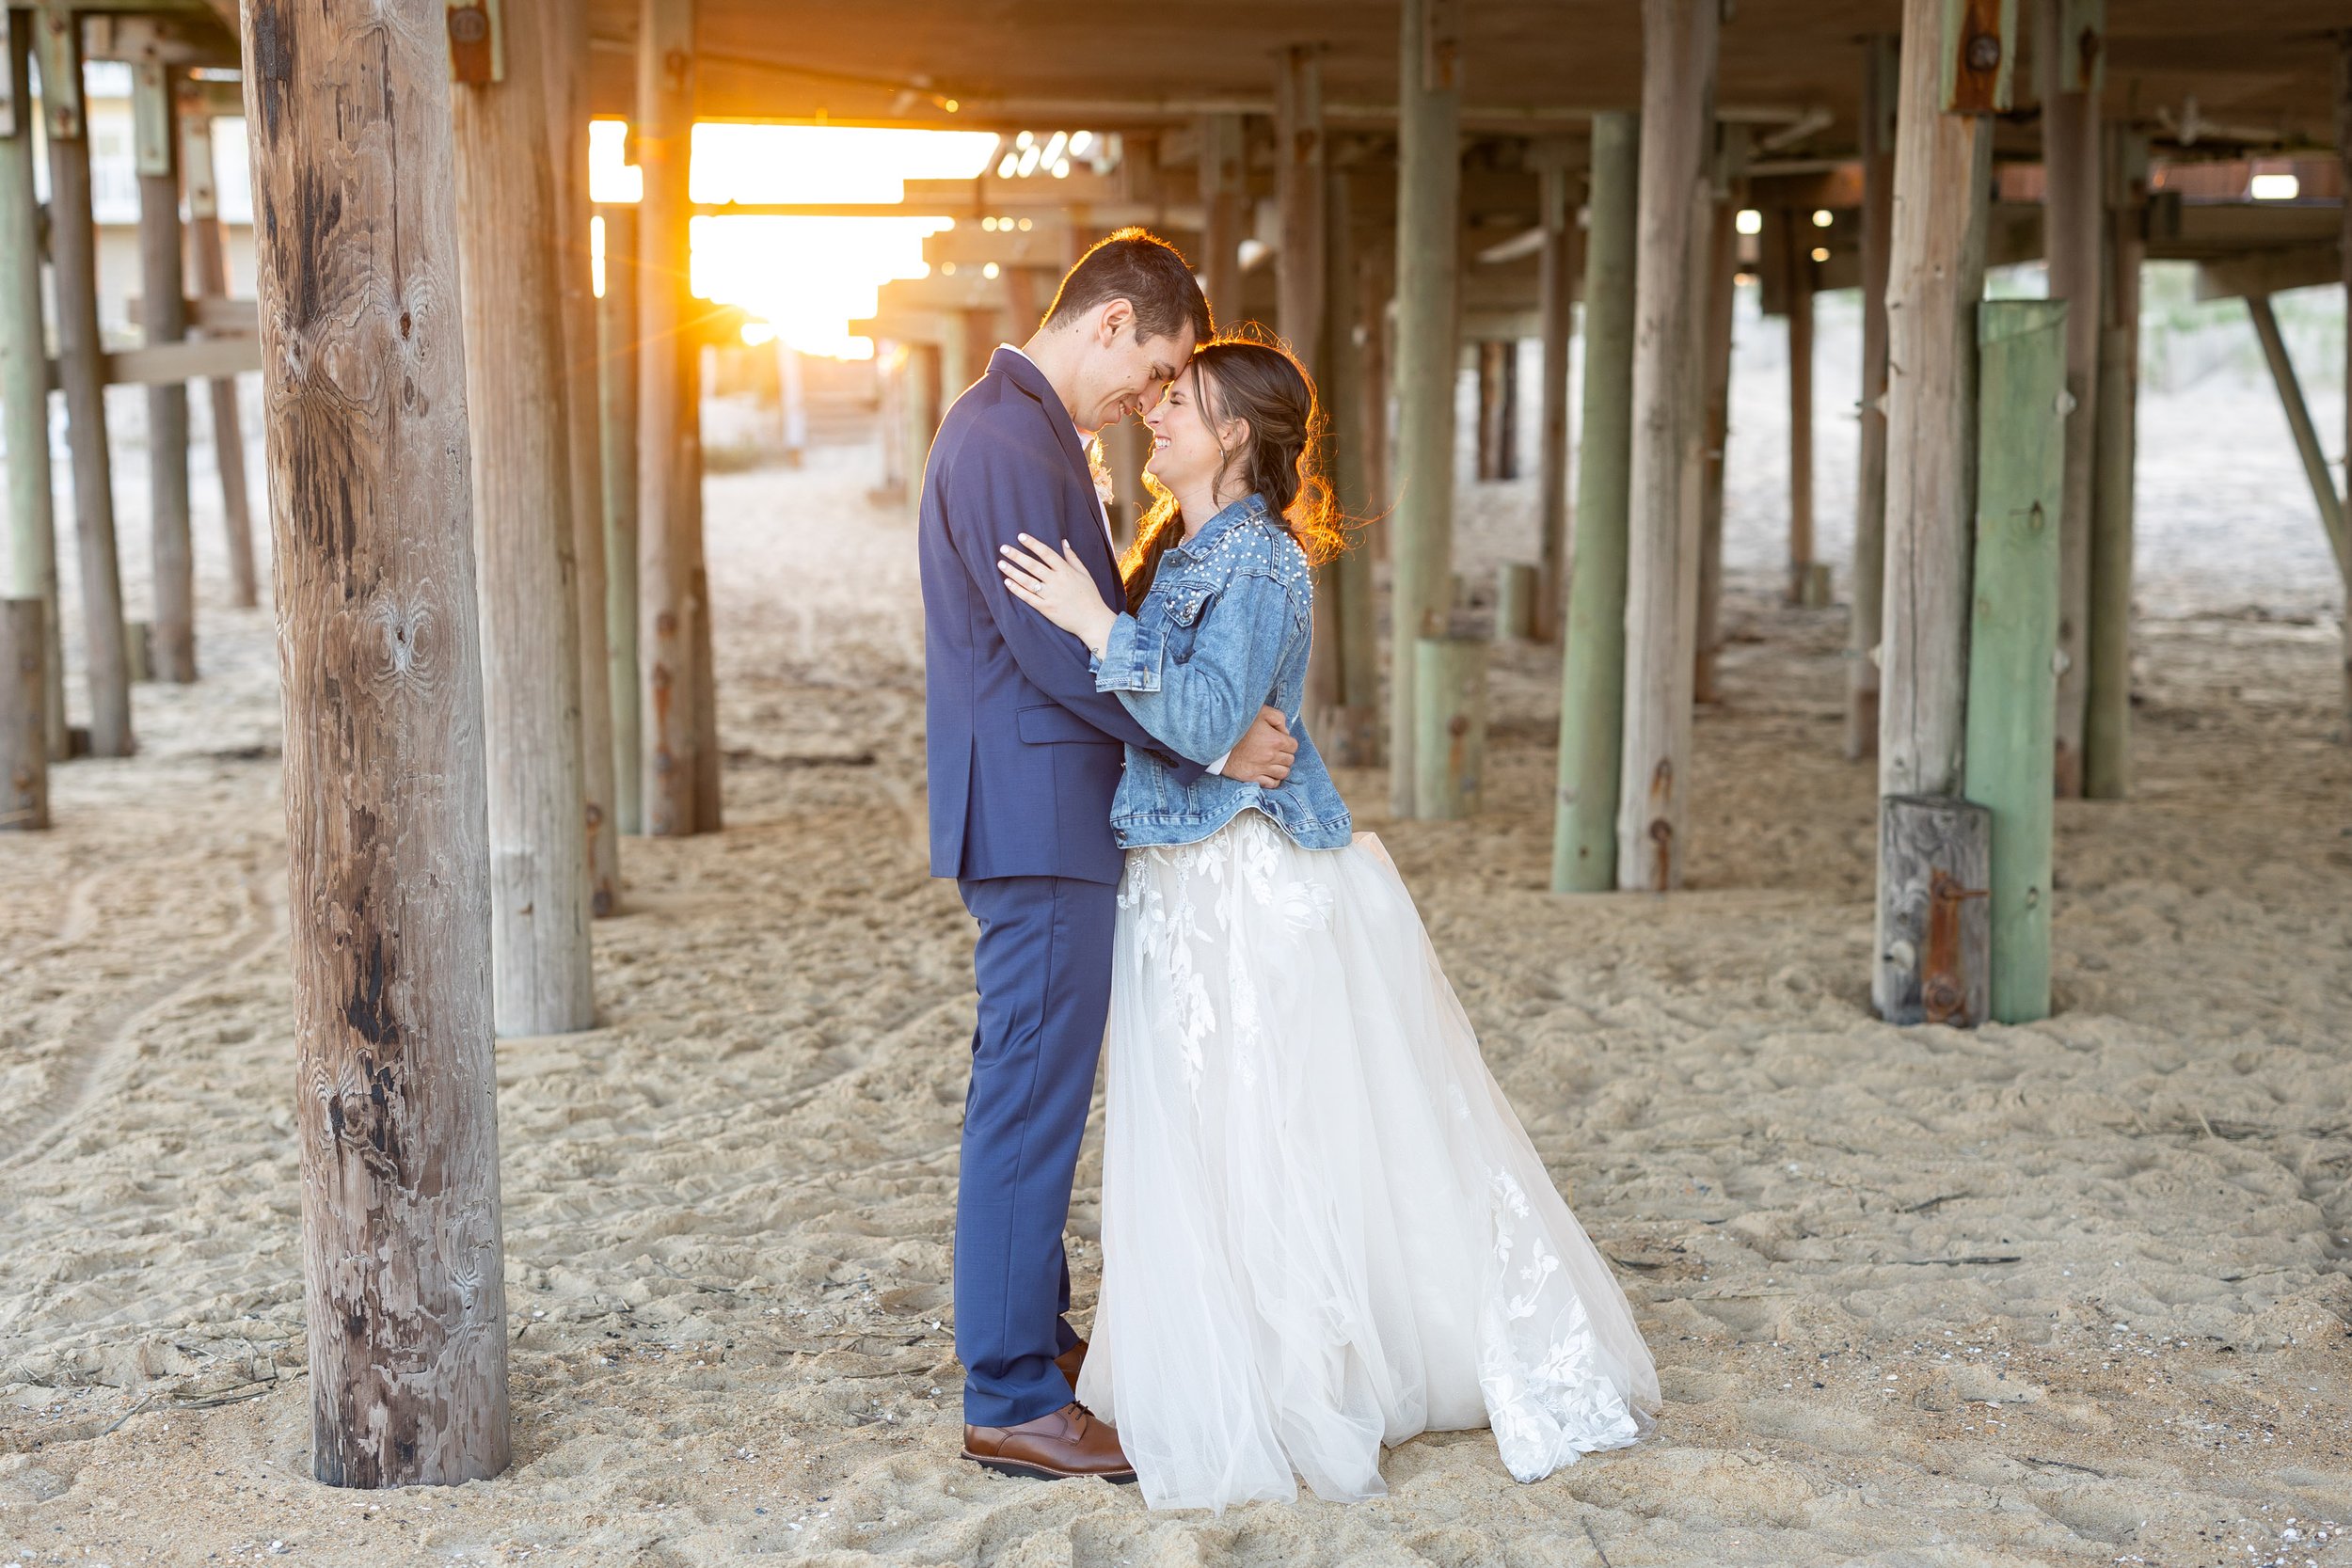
[1142,363,1245,501]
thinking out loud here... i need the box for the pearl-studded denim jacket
[1089,493,1354,851]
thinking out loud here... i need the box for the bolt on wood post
[1199,113,1247,328]
[1412,631,1487,818]
[178,85,260,612]
[0,10,63,760]
[1963,299,2067,1023]
[1616,0,1719,891]
[1692,140,1740,707]
[1847,34,1898,763]
[1,597,46,829]
[2039,0,2102,799]
[597,203,643,835]
[452,0,599,1036]
[135,61,196,683]
[1553,112,1639,894]
[638,0,700,836]
[2085,125,2143,800]
[1389,0,1462,816]
[546,0,618,913]
[1534,152,1579,643]
[37,6,133,756]
[236,0,511,1484]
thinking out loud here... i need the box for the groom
[918,230,1296,1481]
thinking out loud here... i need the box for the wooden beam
[1553,112,1638,893]
[597,202,643,835]
[1390,0,1463,816]
[0,10,63,760]
[547,0,619,916]
[2041,0,2102,800]
[41,333,262,389]
[453,0,598,1033]
[1848,34,1898,764]
[177,81,259,611]
[1873,0,2000,1020]
[37,6,134,757]
[81,10,238,66]
[127,293,261,334]
[135,60,196,683]
[1963,299,2067,1024]
[1615,0,1718,890]
[638,0,704,836]
[2246,295,2350,579]
[2085,126,2145,800]
[235,0,510,1487]
[2192,244,2342,303]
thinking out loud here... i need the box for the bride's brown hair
[1117,333,1349,614]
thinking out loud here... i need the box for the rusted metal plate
[1941,0,2017,115]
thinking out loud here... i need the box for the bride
[994,336,1659,1513]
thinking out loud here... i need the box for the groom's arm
[946,419,1207,779]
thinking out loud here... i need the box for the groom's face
[1072,299,1195,436]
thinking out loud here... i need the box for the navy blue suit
[919,346,1202,1427]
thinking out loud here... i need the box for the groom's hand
[1222,707,1297,788]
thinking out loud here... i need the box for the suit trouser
[954,873,1115,1427]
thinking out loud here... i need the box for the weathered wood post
[177,82,260,612]
[1616,0,1718,890]
[1474,340,1518,481]
[1692,133,1740,705]
[1495,562,1538,641]
[1785,213,1820,606]
[1871,0,2008,1021]
[2040,0,2102,798]
[451,0,598,1035]
[36,6,133,755]
[0,9,63,759]
[1553,112,1639,894]
[2248,296,2352,587]
[237,0,511,1483]
[1278,46,1340,726]
[1,597,45,829]
[2085,126,2144,798]
[1323,164,1381,765]
[1963,299,2067,1023]
[902,341,943,503]
[1413,631,1486,818]
[1199,112,1247,326]
[1390,0,1462,816]
[1533,148,1579,642]
[135,61,196,683]
[638,0,701,836]
[597,202,643,834]
[546,0,619,914]
[1875,795,1990,1026]
[2340,36,2352,732]
[1847,34,1898,763]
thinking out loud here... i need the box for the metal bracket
[31,6,82,142]
[131,60,172,177]
[446,0,503,86]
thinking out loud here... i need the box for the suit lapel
[989,346,1124,608]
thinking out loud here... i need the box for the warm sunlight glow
[585,120,999,358]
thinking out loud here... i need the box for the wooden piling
[1963,299,2067,1024]
[2341,38,2352,732]
[236,0,510,1484]
[2084,126,2143,799]
[1412,631,1487,818]
[177,85,259,612]
[0,10,63,759]
[1786,214,1817,606]
[1475,340,1518,481]
[452,0,598,1035]
[1616,0,1718,891]
[2040,0,2102,799]
[1552,112,1639,894]
[1279,47,1340,727]
[1875,795,1991,1027]
[1847,35,1898,763]
[1871,0,2006,1021]
[1495,562,1538,641]
[1199,113,1247,327]
[546,0,619,914]
[1,597,45,829]
[1323,166,1381,766]
[1390,0,1463,816]
[134,61,195,683]
[597,203,643,834]
[902,341,943,503]
[37,6,134,756]
[1534,151,1578,642]
[1692,143,1740,706]
[638,0,701,836]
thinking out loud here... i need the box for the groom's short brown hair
[1041,228,1214,346]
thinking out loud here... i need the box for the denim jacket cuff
[1093,610,1162,693]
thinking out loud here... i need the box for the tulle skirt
[1076,811,1660,1513]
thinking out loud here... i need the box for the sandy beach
[3,289,2349,1566]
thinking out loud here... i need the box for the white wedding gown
[1076,811,1661,1512]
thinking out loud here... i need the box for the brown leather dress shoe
[961,1402,1136,1483]
[1055,1338,1087,1392]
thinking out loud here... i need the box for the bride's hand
[999,534,1119,657]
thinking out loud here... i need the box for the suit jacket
[920,346,1202,884]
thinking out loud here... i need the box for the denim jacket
[1089,493,1354,850]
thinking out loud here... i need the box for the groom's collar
[991,344,1090,472]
